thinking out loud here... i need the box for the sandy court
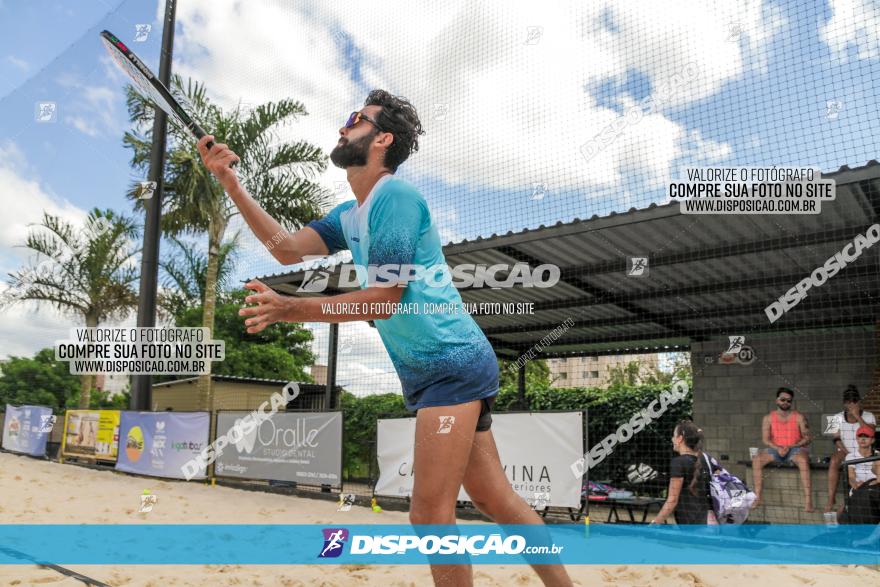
[0,452,876,586]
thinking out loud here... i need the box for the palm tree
[158,232,241,322]
[1,209,140,407]
[123,74,332,404]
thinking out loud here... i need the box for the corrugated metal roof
[253,161,880,358]
[153,375,334,389]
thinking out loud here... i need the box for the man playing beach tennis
[198,89,572,586]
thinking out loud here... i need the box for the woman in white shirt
[845,425,879,492]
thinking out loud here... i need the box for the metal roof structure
[152,375,342,409]
[253,162,880,362]
[153,374,312,387]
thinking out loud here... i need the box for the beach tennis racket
[100,29,234,167]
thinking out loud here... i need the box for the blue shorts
[767,447,801,463]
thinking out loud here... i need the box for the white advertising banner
[375,412,583,508]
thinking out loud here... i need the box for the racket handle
[204,140,237,169]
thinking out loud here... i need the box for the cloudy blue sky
[0,0,877,394]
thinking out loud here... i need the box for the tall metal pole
[326,323,339,410]
[131,0,177,411]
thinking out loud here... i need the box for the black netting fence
[2,0,879,527]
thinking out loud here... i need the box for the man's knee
[409,503,456,526]
[461,482,494,515]
[464,480,517,519]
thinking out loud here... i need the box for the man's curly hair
[364,89,424,173]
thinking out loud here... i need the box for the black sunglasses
[344,111,384,132]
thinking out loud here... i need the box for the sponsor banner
[376,412,583,507]
[0,524,875,565]
[95,410,121,460]
[115,412,209,479]
[62,410,99,457]
[214,411,342,485]
[1,404,54,457]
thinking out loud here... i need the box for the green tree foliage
[337,379,693,487]
[340,391,407,479]
[1,209,140,407]
[124,75,332,399]
[0,348,78,413]
[497,358,551,389]
[66,388,132,411]
[607,353,692,388]
[0,348,129,413]
[495,382,693,484]
[158,232,241,321]
[156,289,316,383]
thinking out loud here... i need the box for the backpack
[703,453,757,524]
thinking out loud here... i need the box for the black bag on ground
[841,483,880,524]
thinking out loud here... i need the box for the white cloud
[0,141,84,359]
[432,203,465,245]
[154,0,786,395]
[821,0,880,61]
[5,55,28,71]
[56,73,119,138]
[68,115,100,137]
[0,141,136,360]
[160,0,783,201]
[0,141,82,251]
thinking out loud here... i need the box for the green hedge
[495,383,693,483]
[340,391,407,479]
[339,382,693,484]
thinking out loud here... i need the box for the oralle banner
[2,404,55,457]
[376,412,584,507]
[115,411,210,479]
[214,411,342,486]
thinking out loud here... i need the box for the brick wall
[691,329,876,481]
[863,318,880,414]
[743,465,842,523]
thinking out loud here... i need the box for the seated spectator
[841,425,880,524]
[650,420,717,525]
[846,425,878,492]
[826,385,877,513]
[751,387,813,512]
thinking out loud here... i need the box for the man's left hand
[239,280,293,333]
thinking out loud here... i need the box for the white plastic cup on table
[823,511,838,525]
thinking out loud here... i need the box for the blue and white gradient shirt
[306,175,499,410]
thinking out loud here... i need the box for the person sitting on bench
[751,387,813,512]
[826,385,876,513]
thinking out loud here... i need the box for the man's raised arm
[197,134,329,265]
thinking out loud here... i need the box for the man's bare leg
[825,450,845,512]
[409,400,481,587]
[462,429,573,587]
[751,451,775,508]
[792,450,814,512]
